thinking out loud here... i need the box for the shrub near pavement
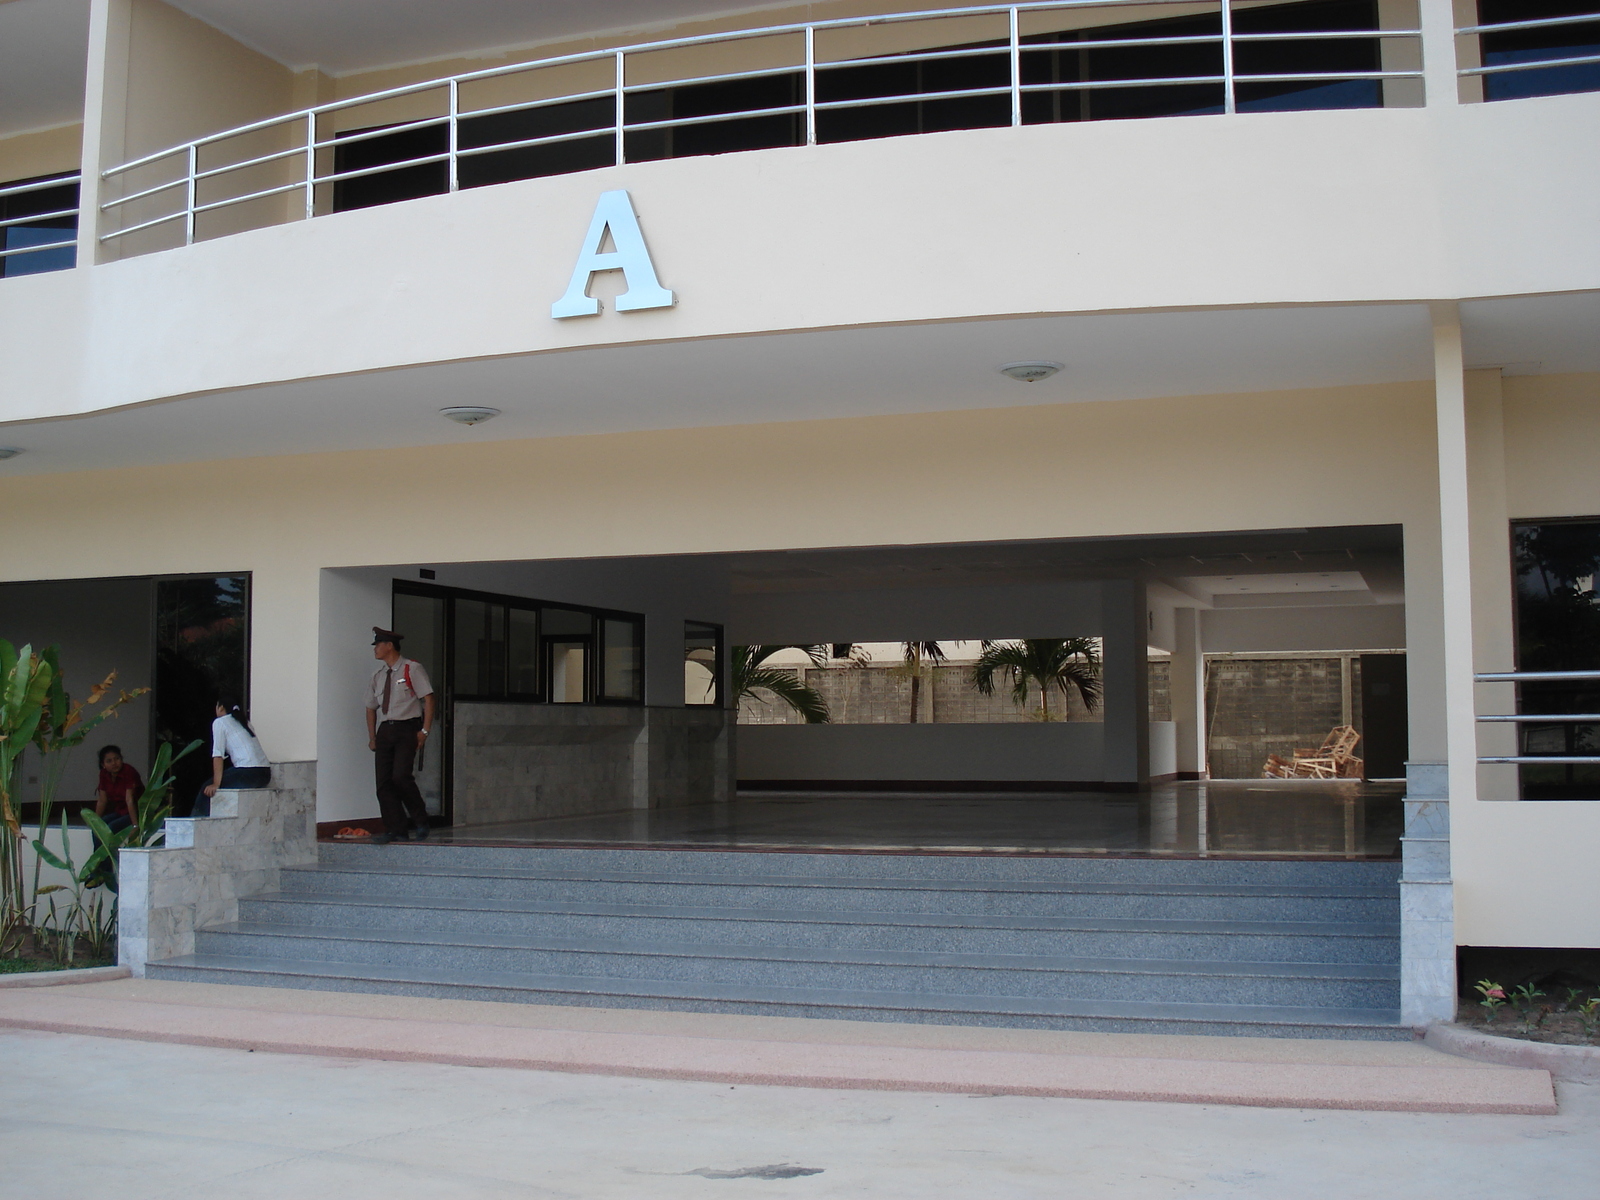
[1465,978,1600,1047]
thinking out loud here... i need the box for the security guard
[364,627,436,844]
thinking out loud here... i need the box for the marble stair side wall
[118,761,316,975]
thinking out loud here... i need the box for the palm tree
[899,641,947,723]
[970,638,1101,721]
[730,645,831,723]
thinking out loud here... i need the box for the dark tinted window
[1480,0,1600,101]
[1,173,77,277]
[1512,519,1600,798]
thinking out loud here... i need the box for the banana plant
[0,641,53,941]
[27,646,148,914]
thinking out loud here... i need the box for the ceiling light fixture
[440,406,501,426]
[0,447,23,460]
[998,361,1064,383]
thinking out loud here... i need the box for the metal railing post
[1009,7,1022,126]
[615,51,627,165]
[448,79,460,192]
[184,144,197,245]
[805,25,818,145]
[304,113,317,220]
[1221,0,1236,114]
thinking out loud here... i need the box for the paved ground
[3,1028,1595,1199]
[0,979,1554,1113]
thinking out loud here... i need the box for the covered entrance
[320,522,1409,860]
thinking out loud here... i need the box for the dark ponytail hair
[217,697,254,736]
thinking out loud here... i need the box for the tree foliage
[970,638,1102,721]
[731,645,832,724]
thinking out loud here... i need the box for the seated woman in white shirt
[192,697,271,817]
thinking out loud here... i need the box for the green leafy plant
[970,638,1102,722]
[1475,979,1507,1023]
[731,646,831,724]
[1511,982,1546,1018]
[29,738,197,965]
[26,646,147,921]
[78,738,200,894]
[1578,996,1600,1038]
[0,641,54,947]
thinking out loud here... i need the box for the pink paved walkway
[0,979,1556,1115]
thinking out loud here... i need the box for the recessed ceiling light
[998,361,1064,383]
[440,406,501,425]
[0,447,23,460]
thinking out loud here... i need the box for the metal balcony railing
[0,174,80,273]
[1458,9,1600,94]
[95,1,1424,252]
[1476,669,1600,765]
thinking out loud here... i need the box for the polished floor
[429,780,1403,859]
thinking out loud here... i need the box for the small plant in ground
[1557,986,1584,1014]
[1475,979,1507,1023]
[1511,983,1546,1015]
[1579,997,1600,1038]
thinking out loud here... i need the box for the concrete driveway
[2,1028,1596,1199]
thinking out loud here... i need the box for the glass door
[392,589,450,822]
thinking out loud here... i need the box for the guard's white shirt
[212,714,269,768]
[366,656,434,722]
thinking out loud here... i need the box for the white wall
[5,94,1600,423]
[1149,721,1178,779]
[316,568,392,823]
[737,721,1105,784]
[1201,604,1407,653]
[729,581,1103,645]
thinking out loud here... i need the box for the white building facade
[2,0,1599,1028]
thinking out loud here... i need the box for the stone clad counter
[452,704,728,827]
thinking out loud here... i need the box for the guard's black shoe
[372,832,394,845]
[412,823,430,841]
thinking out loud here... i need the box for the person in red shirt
[94,745,143,833]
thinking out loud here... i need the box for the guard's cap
[372,627,403,646]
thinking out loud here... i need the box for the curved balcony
[97,0,1432,257]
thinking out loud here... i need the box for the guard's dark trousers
[374,717,428,836]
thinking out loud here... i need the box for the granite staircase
[147,843,1406,1039]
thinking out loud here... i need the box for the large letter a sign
[551,190,675,319]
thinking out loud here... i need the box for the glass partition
[454,598,507,697]
[601,617,645,702]
[508,607,540,696]
[685,622,721,706]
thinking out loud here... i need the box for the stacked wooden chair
[1263,725,1364,779]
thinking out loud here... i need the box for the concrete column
[1399,303,1475,1027]
[1100,579,1149,787]
[1170,608,1206,779]
[76,0,133,265]
[1418,0,1464,108]
[1433,303,1478,812]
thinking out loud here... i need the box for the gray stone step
[145,952,1409,1040]
[240,891,1398,963]
[315,841,1401,886]
[280,863,1398,921]
[193,921,1399,1008]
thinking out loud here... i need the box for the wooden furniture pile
[1263,725,1364,779]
